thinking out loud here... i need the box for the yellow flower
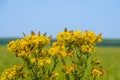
[97,33,102,42]
[0,65,24,80]
[31,58,36,63]
[45,58,51,64]
[62,64,75,74]
[48,47,60,56]
[92,69,103,77]
[51,72,59,78]
[95,59,100,64]
[41,50,47,55]
[92,66,106,77]
[38,59,44,66]
[16,50,29,58]
[81,44,95,53]
[81,45,87,53]
[74,30,82,40]
[60,51,67,58]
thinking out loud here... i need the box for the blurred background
[0,0,120,79]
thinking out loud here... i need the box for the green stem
[62,58,65,65]
[50,56,58,77]
[65,74,70,80]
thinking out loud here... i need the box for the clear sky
[0,0,120,38]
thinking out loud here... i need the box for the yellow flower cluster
[57,28,102,53]
[30,57,51,67]
[62,64,75,74]
[81,44,95,53]
[30,58,36,63]
[51,72,59,78]
[48,42,67,58]
[0,65,26,80]
[24,32,50,48]
[92,66,106,77]
[57,29,83,45]
[91,59,100,65]
[7,31,51,58]
[37,57,51,66]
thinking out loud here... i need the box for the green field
[0,45,120,80]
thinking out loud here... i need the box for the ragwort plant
[0,28,105,80]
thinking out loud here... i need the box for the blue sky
[0,0,120,38]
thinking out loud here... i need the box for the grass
[0,45,120,80]
[0,45,23,75]
[94,47,120,80]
